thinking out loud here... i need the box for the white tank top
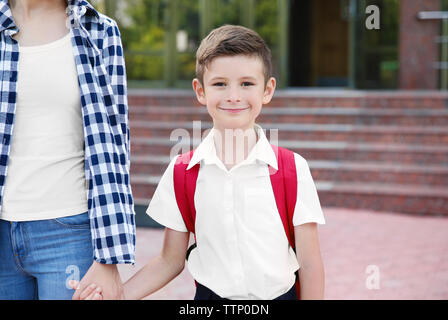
[0,32,88,221]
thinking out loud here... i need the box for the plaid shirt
[0,0,135,264]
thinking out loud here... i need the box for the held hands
[70,261,125,300]
[69,280,103,300]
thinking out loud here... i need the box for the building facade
[96,0,445,90]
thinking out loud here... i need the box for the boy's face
[193,55,276,132]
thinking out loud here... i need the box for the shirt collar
[0,0,99,34]
[187,124,278,171]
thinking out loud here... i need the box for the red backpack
[173,145,301,299]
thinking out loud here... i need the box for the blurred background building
[91,0,448,89]
[90,0,448,226]
[92,0,399,89]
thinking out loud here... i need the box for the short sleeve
[292,153,326,226]
[146,156,188,232]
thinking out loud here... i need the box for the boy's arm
[294,222,325,300]
[123,227,190,300]
[69,227,189,300]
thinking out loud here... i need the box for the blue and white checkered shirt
[0,0,135,264]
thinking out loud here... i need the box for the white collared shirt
[146,124,325,300]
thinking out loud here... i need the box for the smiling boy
[72,25,326,300]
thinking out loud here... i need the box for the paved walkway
[118,208,448,300]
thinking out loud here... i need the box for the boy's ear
[262,77,276,105]
[192,78,207,105]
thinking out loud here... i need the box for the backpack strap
[173,150,199,287]
[269,145,300,300]
[173,150,199,235]
[269,145,298,249]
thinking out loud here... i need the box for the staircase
[128,89,448,216]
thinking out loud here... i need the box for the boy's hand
[69,280,103,300]
[71,261,124,300]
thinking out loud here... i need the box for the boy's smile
[193,55,276,132]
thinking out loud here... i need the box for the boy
[72,24,325,300]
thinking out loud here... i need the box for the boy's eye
[213,82,226,87]
[242,82,254,87]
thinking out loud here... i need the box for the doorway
[289,0,349,87]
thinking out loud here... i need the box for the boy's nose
[226,96,241,103]
[226,89,242,103]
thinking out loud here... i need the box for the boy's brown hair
[195,25,272,86]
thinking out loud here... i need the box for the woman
[0,0,135,299]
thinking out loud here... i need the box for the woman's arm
[294,222,325,299]
[123,227,190,300]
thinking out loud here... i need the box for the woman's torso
[0,4,88,221]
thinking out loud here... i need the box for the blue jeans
[0,212,94,300]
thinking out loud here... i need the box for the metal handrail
[418,11,448,89]
[417,11,448,20]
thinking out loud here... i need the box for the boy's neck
[213,125,258,171]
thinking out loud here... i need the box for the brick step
[130,121,448,145]
[130,156,448,186]
[131,137,448,166]
[318,182,448,216]
[131,176,448,216]
[128,89,448,109]
[130,106,448,126]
